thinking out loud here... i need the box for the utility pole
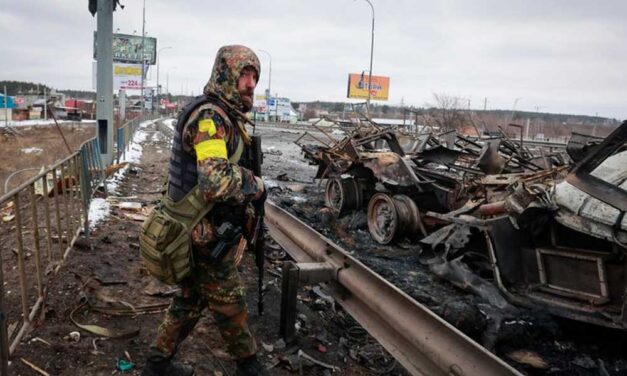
[166,67,176,99]
[156,46,172,115]
[258,49,272,122]
[43,87,47,121]
[358,0,375,113]
[96,0,114,165]
[140,0,146,120]
[4,85,7,128]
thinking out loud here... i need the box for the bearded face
[237,66,258,112]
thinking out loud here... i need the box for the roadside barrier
[0,115,158,374]
[116,117,143,163]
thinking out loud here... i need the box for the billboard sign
[347,73,390,101]
[114,63,144,90]
[94,32,157,65]
[92,62,146,90]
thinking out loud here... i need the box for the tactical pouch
[139,187,213,285]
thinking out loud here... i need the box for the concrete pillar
[96,0,114,165]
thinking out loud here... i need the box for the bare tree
[424,93,468,132]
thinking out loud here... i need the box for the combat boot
[236,355,270,376]
[141,354,194,376]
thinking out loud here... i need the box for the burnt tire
[367,193,423,244]
[324,178,363,214]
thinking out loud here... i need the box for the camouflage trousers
[153,257,257,360]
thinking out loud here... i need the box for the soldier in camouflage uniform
[142,45,269,376]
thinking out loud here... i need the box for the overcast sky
[1,0,626,119]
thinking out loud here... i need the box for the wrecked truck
[298,125,469,243]
[426,121,627,330]
[298,121,567,245]
[299,117,627,330]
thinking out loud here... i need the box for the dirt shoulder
[9,120,402,376]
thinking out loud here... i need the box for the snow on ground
[151,131,161,142]
[162,118,176,131]
[88,197,110,230]
[20,147,43,154]
[106,118,155,194]
[88,118,158,220]
[3,119,96,127]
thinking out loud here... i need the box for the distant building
[0,93,15,121]
[0,93,15,109]
[253,95,298,123]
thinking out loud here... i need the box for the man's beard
[241,99,253,112]
[240,93,254,112]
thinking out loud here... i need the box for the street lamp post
[258,49,272,122]
[166,67,177,100]
[358,0,375,112]
[156,46,172,115]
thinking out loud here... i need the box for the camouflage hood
[203,45,260,112]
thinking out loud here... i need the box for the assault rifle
[249,135,266,316]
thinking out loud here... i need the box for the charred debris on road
[296,116,627,332]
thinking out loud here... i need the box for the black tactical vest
[167,95,241,202]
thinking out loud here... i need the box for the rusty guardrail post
[279,261,337,343]
[0,241,8,375]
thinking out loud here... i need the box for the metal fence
[0,116,158,374]
[116,117,143,163]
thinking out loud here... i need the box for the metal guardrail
[265,201,523,376]
[116,117,142,163]
[0,116,157,374]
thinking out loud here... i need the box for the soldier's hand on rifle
[252,178,267,214]
[252,176,265,200]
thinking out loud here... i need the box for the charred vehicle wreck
[477,121,627,330]
[298,118,627,330]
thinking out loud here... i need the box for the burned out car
[496,121,626,329]
[429,121,627,330]
[299,117,627,330]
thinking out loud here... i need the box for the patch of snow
[107,119,156,194]
[88,198,110,230]
[162,118,176,131]
[331,129,345,136]
[20,147,43,154]
[4,119,95,127]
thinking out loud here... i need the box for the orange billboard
[347,73,390,101]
